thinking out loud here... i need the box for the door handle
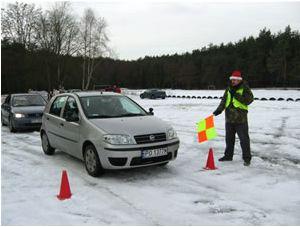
[60,123,64,127]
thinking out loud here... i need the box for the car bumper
[12,117,42,129]
[99,139,180,169]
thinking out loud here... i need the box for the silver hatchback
[40,91,180,177]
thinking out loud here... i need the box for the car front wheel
[84,144,105,177]
[41,132,55,155]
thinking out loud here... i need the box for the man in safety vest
[213,70,254,166]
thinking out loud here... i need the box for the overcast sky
[2,0,300,60]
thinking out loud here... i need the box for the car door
[1,95,11,124]
[60,96,81,158]
[45,95,67,150]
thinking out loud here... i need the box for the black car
[140,89,166,99]
[1,93,46,132]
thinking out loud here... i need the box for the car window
[63,97,79,120]
[119,97,142,114]
[79,96,147,118]
[12,95,46,107]
[49,96,67,117]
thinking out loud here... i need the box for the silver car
[40,92,179,177]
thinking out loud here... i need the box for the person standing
[213,70,254,166]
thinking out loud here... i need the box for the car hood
[89,116,171,136]
[12,106,45,114]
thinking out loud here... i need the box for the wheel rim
[85,149,97,173]
[42,134,49,151]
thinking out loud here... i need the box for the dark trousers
[224,122,251,162]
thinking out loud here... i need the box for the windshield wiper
[88,115,114,119]
[118,113,145,117]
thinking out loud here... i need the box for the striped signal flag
[197,115,217,143]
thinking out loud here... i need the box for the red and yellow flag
[197,115,217,143]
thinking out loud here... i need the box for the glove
[213,110,222,116]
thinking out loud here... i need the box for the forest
[1,2,300,93]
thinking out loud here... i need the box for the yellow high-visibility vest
[225,88,248,110]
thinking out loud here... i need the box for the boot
[244,160,251,166]
[218,156,233,162]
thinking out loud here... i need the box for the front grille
[27,113,43,118]
[108,157,127,166]
[134,133,166,144]
[130,152,172,166]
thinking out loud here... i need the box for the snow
[2,89,300,225]
[123,88,300,99]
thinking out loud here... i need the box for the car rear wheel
[8,117,16,133]
[41,132,55,155]
[84,145,105,177]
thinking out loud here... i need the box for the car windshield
[80,95,148,118]
[12,95,46,107]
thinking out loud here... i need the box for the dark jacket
[215,81,254,123]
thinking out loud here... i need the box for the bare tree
[35,2,79,87]
[1,2,42,49]
[79,8,110,90]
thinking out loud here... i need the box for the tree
[1,2,42,49]
[79,8,110,90]
[42,2,79,87]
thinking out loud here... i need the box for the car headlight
[103,134,136,145]
[167,128,177,140]
[14,113,26,118]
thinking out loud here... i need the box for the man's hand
[213,109,222,116]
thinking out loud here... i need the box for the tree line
[2,2,300,93]
[1,1,110,92]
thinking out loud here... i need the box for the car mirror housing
[149,108,154,115]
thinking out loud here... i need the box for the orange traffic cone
[204,148,217,170]
[57,170,72,200]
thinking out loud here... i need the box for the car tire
[140,94,145,99]
[41,132,55,155]
[8,117,16,133]
[84,144,105,177]
[151,95,155,99]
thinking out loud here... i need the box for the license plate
[31,118,42,123]
[141,148,168,159]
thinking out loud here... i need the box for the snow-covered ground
[2,89,300,225]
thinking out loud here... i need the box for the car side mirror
[2,104,10,111]
[149,108,154,115]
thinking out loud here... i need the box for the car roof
[72,91,122,97]
[11,93,42,96]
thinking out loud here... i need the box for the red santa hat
[229,70,243,80]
